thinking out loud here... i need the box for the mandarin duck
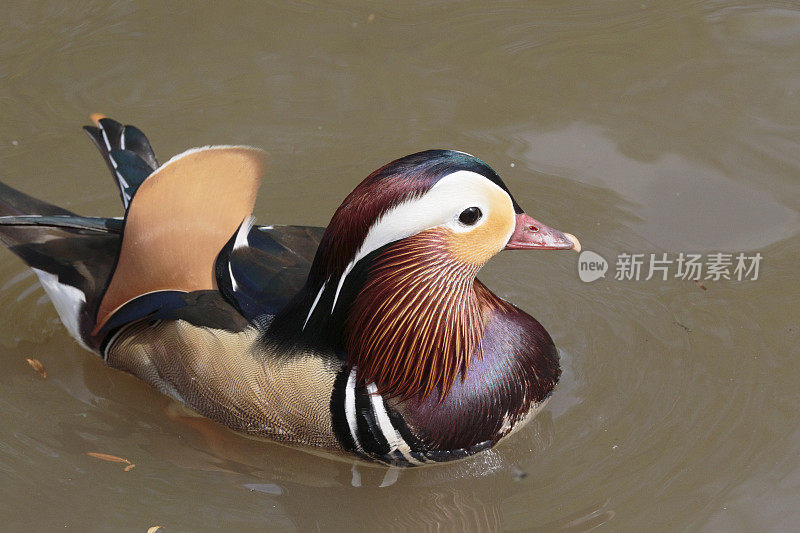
[0,117,579,466]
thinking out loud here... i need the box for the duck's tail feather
[0,181,121,352]
[83,115,159,209]
[0,180,75,218]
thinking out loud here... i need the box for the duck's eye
[458,206,482,226]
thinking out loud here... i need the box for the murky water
[1,1,798,531]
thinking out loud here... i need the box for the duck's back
[220,224,325,319]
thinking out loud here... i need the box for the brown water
[1,1,798,531]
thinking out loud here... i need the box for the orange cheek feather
[446,195,514,266]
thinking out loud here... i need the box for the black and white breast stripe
[331,366,430,467]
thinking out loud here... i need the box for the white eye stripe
[329,170,513,313]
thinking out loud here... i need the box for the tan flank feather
[94,146,265,333]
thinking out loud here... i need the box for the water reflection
[2,313,562,529]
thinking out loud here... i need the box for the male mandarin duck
[0,117,579,466]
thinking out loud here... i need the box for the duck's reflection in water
[154,401,561,530]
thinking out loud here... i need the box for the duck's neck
[344,229,485,401]
[266,229,488,401]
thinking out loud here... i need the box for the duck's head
[295,150,578,400]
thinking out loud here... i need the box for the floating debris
[696,281,707,290]
[86,452,135,471]
[674,320,691,333]
[244,483,282,495]
[25,358,46,379]
[146,527,164,533]
[511,465,528,480]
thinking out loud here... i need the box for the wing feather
[94,146,265,332]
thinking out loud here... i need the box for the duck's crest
[304,150,517,319]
